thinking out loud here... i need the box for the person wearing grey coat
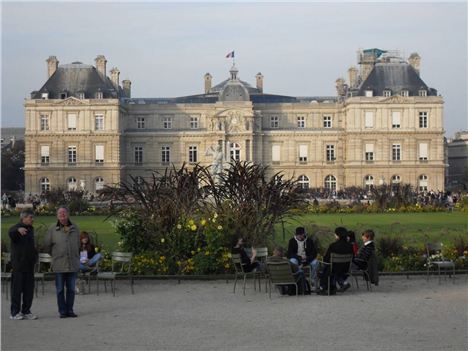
[44,207,80,318]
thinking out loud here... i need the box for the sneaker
[22,313,38,320]
[10,313,24,320]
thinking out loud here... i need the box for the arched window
[391,175,401,184]
[298,175,309,189]
[95,177,105,191]
[364,175,374,190]
[68,177,77,191]
[324,175,337,191]
[419,174,428,192]
[230,142,241,161]
[40,177,50,192]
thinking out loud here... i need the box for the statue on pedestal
[205,144,224,182]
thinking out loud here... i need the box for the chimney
[122,79,132,98]
[110,67,120,87]
[46,56,59,78]
[204,73,212,94]
[408,53,421,75]
[255,72,264,93]
[348,66,358,88]
[335,78,347,96]
[95,55,107,76]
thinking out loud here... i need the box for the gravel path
[2,275,467,351]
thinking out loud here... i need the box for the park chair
[320,253,353,296]
[254,247,269,292]
[231,253,263,296]
[266,260,299,299]
[425,243,455,284]
[1,252,12,300]
[34,253,52,296]
[97,252,134,297]
[78,258,100,294]
[350,252,379,291]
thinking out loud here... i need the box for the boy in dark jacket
[8,209,38,320]
[287,227,319,286]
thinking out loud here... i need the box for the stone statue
[80,179,86,191]
[205,144,224,180]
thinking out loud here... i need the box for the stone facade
[24,50,445,194]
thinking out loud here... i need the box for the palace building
[24,49,445,194]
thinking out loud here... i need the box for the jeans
[55,272,77,315]
[10,272,34,316]
[289,258,319,282]
[79,253,102,271]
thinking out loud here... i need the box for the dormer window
[77,92,85,99]
[60,91,68,99]
[419,90,427,97]
[400,90,409,97]
[383,90,391,97]
[95,91,103,99]
[41,92,49,100]
[365,90,373,97]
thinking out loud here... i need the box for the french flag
[226,51,235,58]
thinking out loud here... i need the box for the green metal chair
[266,260,298,299]
[231,253,261,296]
[1,252,12,300]
[425,243,455,284]
[34,253,52,296]
[97,252,134,297]
[320,253,354,296]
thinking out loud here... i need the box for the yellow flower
[217,225,223,230]
[177,224,182,230]
[161,238,165,243]
[212,218,216,223]
[213,212,218,219]
[200,219,207,226]
[191,250,195,255]
[188,219,195,226]
[197,247,201,252]
[191,224,197,231]
[205,251,210,256]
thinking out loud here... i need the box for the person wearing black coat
[8,209,38,320]
[317,227,354,295]
[287,227,319,285]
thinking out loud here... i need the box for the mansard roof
[31,62,125,99]
[210,78,260,94]
[358,62,437,96]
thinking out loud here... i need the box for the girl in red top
[347,231,359,256]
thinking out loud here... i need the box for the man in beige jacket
[44,207,80,318]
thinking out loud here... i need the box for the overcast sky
[1,1,467,136]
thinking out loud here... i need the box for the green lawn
[2,212,467,251]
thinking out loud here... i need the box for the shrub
[378,236,404,258]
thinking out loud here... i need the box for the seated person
[79,231,102,272]
[269,246,309,295]
[231,237,260,273]
[347,230,359,256]
[351,229,375,270]
[287,227,319,283]
[317,227,354,295]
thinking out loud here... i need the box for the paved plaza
[2,276,467,351]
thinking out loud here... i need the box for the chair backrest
[244,248,252,257]
[426,243,442,255]
[330,253,353,273]
[37,253,53,273]
[111,252,132,273]
[2,252,11,272]
[231,253,245,274]
[267,261,296,285]
[255,247,269,263]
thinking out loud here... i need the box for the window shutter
[272,145,280,162]
[392,112,401,125]
[419,143,428,158]
[41,145,50,157]
[95,145,104,160]
[365,144,374,153]
[365,112,374,128]
[68,114,77,129]
[299,144,308,158]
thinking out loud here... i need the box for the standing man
[8,209,38,320]
[44,207,80,318]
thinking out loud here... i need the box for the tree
[1,140,25,191]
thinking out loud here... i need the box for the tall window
[323,116,332,128]
[392,144,401,161]
[137,117,145,129]
[188,146,197,163]
[95,177,105,191]
[297,116,305,128]
[95,114,104,131]
[67,114,77,131]
[134,146,143,164]
[40,115,49,131]
[230,142,241,161]
[326,144,335,161]
[392,112,401,128]
[41,145,50,165]
[163,117,172,129]
[299,144,308,163]
[365,111,374,128]
[324,175,337,191]
[270,116,279,128]
[365,144,374,161]
[419,112,428,128]
[68,177,77,191]
[419,143,428,161]
[419,175,428,191]
[190,116,199,129]
[40,177,50,192]
[272,145,280,163]
[364,175,374,190]
[95,145,104,164]
[298,175,309,189]
[67,146,77,164]
[161,146,170,164]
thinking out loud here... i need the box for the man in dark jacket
[8,209,38,320]
[317,227,354,295]
[287,227,319,286]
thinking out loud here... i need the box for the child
[79,231,102,272]
[348,231,359,255]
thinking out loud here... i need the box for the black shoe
[67,312,78,318]
[341,283,351,292]
[59,314,68,318]
[317,289,337,296]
